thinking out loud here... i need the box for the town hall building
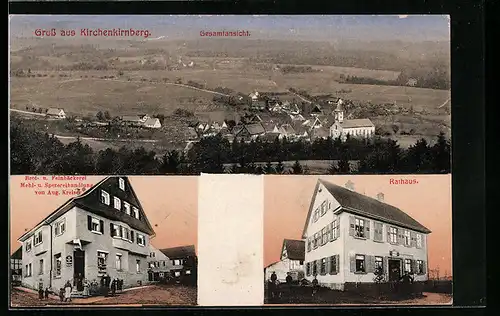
[302,179,431,291]
[18,176,155,295]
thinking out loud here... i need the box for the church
[329,100,375,140]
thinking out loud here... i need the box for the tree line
[10,121,450,175]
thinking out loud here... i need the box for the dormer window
[133,207,139,220]
[100,190,110,205]
[113,197,121,210]
[119,178,125,191]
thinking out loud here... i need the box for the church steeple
[333,99,344,123]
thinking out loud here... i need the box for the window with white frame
[320,258,327,274]
[25,241,32,252]
[34,231,43,246]
[321,227,328,245]
[119,178,125,191]
[173,259,183,266]
[137,234,146,246]
[417,260,424,274]
[404,259,412,274]
[332,220,338,239]
[100,190,110,205]
[114,197,121,210]
[116,254,122,271]
[111,224,120,238]
[389,227,398,244]
[97,251,108,274]
[124,202,131,215]
[39,259,44,275]
[121,226,130,241]
[55,219,66,236]
[136,259,141,273]
[355,218,365,238]
[416,234,423,248]
[54,254,62,277]
[320,201,327,216]
[91,218,101,233]
[313,207,319,222]
[404,230,411,246]
[174,271,181,277]
[133,207,139,219]
[25,263,32,277]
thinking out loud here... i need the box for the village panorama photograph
[9,176,198,307]
[264,175,452,305]
[9,15,450,176]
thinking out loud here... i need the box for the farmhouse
[265,239,305,282]
[250,100,267,111]
[121,115,143,126]
[17,177,155,296]
[249,91,260,101]
[302,179,431,291]
[160,245,197,284]
[329,101,375,140]
[234,123,266,141]
[46,108,66,119]
[147,245,173,282]
[144,117,162,129]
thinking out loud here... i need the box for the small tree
[104,111,111,120]
[96,111,104,121]
[291,160,303,174]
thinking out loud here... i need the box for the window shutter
[383,256,389,274]
[131,231,134,242]
[410,231,416,247]
[349,216,355,236]
[336,254,340,273]
[365,220,370,239]
[87,215,92,231]
[398,230,404,245]
[324,258,329,276]
[387,229,391,243]
[349,254,355,273]
[380,224,384,241]
[337,220,340,239]
[329,223,334,241]
[99,220,104,234]
[110,223,113,236]
[366,255,373,273]
[423,261,427,274]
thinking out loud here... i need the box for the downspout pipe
[49,222,53,289]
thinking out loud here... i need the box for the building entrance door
[73,250,85,291]
[388,259,401,282]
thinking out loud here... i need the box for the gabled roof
[338,119,375,128]
[46,108,64,115]
[281,239,305,261]
[144,117,161,126]
[279,124,296,135]
[18,177,155,242]
[302,179,431,238]
[245,123,266,135]
[160,245,196,259]
[11,246,22,259]
[122,115,142,122]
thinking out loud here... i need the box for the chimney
[376,192,384,202]
[345,180,355,191]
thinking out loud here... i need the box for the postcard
[9,15,451,175]
[9,175,198,307]
[264,175,452,305]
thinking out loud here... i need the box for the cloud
[398,15,409,19]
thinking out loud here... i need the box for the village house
[249,91,260,102]
[18,177,155,296]
[147,245,173,282]
[278,123,297,140]
[302,179,431,291]
[11,246,22,286]
[250,100,267,111]
[160,245,197,284]
[329,101,375,140]
[143,117,162,129]
[46,108,66,119]
[234,123,266,141]
[265,239,305,282]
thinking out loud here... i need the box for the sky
[10,15,450,42]
[9,176,198,254]
[264,175,452,276]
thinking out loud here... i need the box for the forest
[11,121,451,175]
